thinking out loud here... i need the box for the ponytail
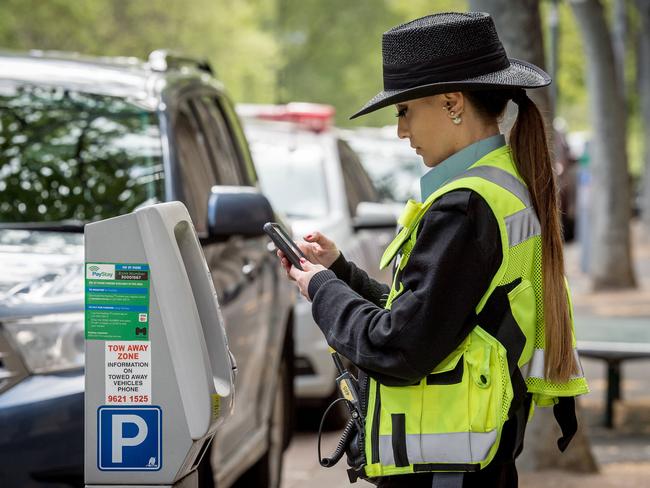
[464,89,578,383]
[510,91,577,383]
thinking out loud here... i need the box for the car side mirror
[352,201,399,232]
[207,186,274,239]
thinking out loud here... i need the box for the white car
[340,126,427,204]
[238,103,400,414]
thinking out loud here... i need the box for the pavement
[281,221,650,488]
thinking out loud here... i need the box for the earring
[453,115,462,125]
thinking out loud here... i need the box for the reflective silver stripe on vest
[377,430,497,466]
[522,348,585,380]
[451,166,532,208]
[505,206,541,246]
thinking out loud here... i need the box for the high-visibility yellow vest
[363,145,589,478]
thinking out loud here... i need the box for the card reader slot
[173,220,233,399]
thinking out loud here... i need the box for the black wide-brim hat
[350,12,551,119]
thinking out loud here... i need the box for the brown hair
[464,89,577,383]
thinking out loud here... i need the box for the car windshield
[0,84,164,225]
[247,136,329,219]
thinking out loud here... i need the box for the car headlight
[3,312,85,373]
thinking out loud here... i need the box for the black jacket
[307,189,527,487]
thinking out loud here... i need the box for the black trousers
[375,461,518,487]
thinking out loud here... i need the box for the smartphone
[263,222,306,271]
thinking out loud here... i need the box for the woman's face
[395,93,463,168]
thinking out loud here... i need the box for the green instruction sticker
[85,263,151,341]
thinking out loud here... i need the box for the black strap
[413,463,480,472]
[475,279,531,463]
[513,392,533,459]
[383,42,510,90]
[554,396,578,452]
[475,279,528,416]
[391,413,409,467]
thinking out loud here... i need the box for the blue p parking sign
[98,406,162,471]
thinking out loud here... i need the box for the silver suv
[0,50,294,488]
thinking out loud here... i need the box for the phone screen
[264,222,306,270]
[274,225,302,257]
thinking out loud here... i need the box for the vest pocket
[507,279,536,367]
[426,358,464,385]
[466,327,511,433]
[420,345,471,435]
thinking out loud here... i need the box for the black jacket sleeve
[307,190,502,386]
[326,252,391,307]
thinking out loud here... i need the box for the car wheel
[234,354,289,488]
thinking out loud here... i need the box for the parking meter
[84,202,234,488]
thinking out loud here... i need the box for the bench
[575,316,650,428]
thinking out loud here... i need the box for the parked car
[0,50,295,488]
[340,126,426,203]
[237,103,399,420]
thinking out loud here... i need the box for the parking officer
[277,12,588,488]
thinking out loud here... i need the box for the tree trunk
[469,0,552,127]
[570,0,636,289]
[470,0,598,473]
[638,0,650,235]
[612,0,628,101]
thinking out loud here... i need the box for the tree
[570,0,636,289]
[470,0,551,119]
[637,0,650,234]
[275,0,466,126]
[274,0,402,126]
[0,0,281,103]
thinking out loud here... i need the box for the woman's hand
[295,231,340,268]
[277,253,326,301]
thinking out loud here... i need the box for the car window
[0,84,164,223]
[194,96,245,186]
[337,139,379,217]
[219,98,258,186]
[174,101,217,233]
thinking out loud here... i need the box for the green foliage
[0,0,280,102]
[0,0,642,164]
[276,0,467,126]
[0,85,164,221]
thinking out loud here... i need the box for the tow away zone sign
[106,341,152,405]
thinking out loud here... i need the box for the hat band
[383,43,510,90]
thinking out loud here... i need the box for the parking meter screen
[264,222,305,270]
